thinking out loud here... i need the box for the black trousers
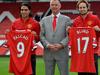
[78,54,98,75]
[94,54,98,75]
[31,54,36,75]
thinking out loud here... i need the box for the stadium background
[0,0,100,75]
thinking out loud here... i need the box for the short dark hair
[76,0,90,10]
[20,3,33,17]
[58,0,61,2]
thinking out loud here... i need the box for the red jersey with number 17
[69,27,96,73]
[6,30,34,75]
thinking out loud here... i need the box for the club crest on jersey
[27,24,32,29]
[87,21,92,27]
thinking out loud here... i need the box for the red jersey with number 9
[6,30,34,75]
[69,27,96,73]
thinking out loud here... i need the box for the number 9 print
[17,42,25,58]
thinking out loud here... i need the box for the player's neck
[81,12,89,19]
[22,17,29,21]
[52,11,60,16]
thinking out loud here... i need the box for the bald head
[50,0,60,5]
[50,0,60,3]
[50,0,61,15]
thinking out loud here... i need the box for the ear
[87,3,90,11]
[59,3,61,9]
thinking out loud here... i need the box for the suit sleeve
[40,18,50,48]
[60,17,73,47]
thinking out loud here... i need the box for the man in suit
[40,0,72,75]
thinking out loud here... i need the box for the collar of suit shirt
[52,12,60,18]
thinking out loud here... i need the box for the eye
[79,6,86,9]
[83,7,86,8]
[21,9,29,11]
[79,7,82,9]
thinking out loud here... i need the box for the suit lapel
[49,15,54,33]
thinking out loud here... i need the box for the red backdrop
[0,2,100,56]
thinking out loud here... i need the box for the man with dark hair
[11,3,40,75]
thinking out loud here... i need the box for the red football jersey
[6,30,34,75]
[69,27,96,73]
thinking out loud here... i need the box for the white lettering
[13,34,28,40]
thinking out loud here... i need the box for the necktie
[52,16,57,31]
